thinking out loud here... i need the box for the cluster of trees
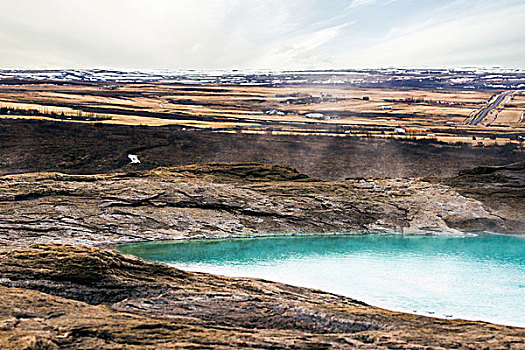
[0,106,111,121]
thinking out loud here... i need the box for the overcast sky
[0,0,524,70]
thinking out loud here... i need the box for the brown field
[1,118,524,179]
[490,92,525,127]
[0,82,523,145]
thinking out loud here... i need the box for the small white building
[394,127,406,134]
[264,109,286,116]
[305,113,325,120]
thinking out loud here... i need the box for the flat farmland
[490,92,525,127]
[0,82,523,145]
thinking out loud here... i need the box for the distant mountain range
[0,68,524,89]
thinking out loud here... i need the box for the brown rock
[1,243,523,349]
[1,163,523,250]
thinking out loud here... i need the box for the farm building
[264,109,286,116]
[305,113,325,120]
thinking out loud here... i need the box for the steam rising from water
[120,234,525,327]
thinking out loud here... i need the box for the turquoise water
[119,234,525,327]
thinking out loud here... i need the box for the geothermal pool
[119,234,525,327]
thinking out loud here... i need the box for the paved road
[470,91,512,126]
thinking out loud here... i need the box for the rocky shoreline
[1,162,524,250]
[1,162,524,349]
[1,243,524,349]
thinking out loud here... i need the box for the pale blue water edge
[118,234,525,327]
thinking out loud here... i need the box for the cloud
[346,0,397,10]
[0,0,523,69]
[347,0,377,9]
[342,1,525,68]
[249,22,352,69]
[0,0,321,69]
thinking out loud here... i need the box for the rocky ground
[0,162,524,349]
[1,243,524,349]
[0,162,524,249]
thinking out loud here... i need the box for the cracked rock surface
[0,163,524,348]
[0,243,524,349]
[0,162,523,249]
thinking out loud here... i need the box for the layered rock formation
[1,163,524,348]
[0,162,524,250]
[1,244,523,349]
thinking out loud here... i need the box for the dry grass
[0,83,522,145]
[490,93,525,126]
